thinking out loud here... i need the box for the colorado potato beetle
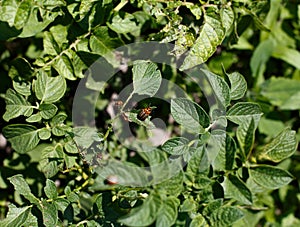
[137,107,152,121]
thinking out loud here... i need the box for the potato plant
[0,0,299,226]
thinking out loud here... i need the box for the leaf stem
[113,0,128,12]
[205,120,216,132]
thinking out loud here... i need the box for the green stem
[113,0,128,12]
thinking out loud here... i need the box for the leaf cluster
[1,0,300,226]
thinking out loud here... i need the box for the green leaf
[213,134,236,171]
[210,207,244,227]
[250,165,294,189]
[227,72,247,100]
[49,24,68,49]
[258,117,285,137]
[94,160,150,187]
[40,144,64,178]
[43,31,60,55]
[207,130,226,167]
[186,4,202,20]
[171,98,210,133]
[51,113,67,125]
[38,128,51,140]
[44,179,58,199]
[259,128,297,162]
[0,204,34,227]
[220,6,234,32]
[53,54,77,80]
[0,0,31,29]
[200,69,231,107]
[39,103,58,119]
[190,214,207,227]
[231,209,264,227]
[132,61,162,96]
[222,174,252,205]
[161,137,189,155]
[272,45,300,69]
[227,102,262,126]
[64,186,79,203]
[8,174,39,204]
[64,139,79,154]
[186,146,209,176]
[156,196,180,227]
[2,124,40,153]
[3,88,34,122]
[108,13,140,35]
[193,176,212,190]
[13,80,31,96]
[54,198,70,213]
[40,200,58,227]
[180,197,198,212]
[237,118,256,159]
[89,26,123,66]
[154,168,184,196]
[250,39,274,84]
[26,113,42,122]
[19,7,61,38]
[180,9,225,70]
[51,113,69,136]
[64,153,77,169]
[261,77,300,110]
[203,199,223,216]
[73,127,103,149]
[139,147,167,166]
[14,0,31,29]
[43,24,68,55]
[118,193,162,226]
[35,71,67,103]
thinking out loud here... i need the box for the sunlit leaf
[222,174,252,205]
[200,69,231,107]
[156,196,180,227]
[181,8,225,70]
[227,102,262,126]
[250,165,293,189]
[53,54,77,80]
[171,98,210,134]
[132,60,162,96]
[237,118,256,159]
[40,144,64,178]
[38,128,51,140]
[161,137,189,155]
[118,193,162,226]
[40,200,58,227]
[2,124,40,153]
[213,134,236,171]
[108,13,140,36]
[3,88,33,122]
[8,174,39,204]
[0,204,35,227]
[210,206,244,227]
[39,103,58,119]
[35,71,67,103]
[227,72,247,100]
[259,128,297,162]
[44,179,58,200]
[261,77,300,110]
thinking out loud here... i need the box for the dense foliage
[0,0,300,226]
